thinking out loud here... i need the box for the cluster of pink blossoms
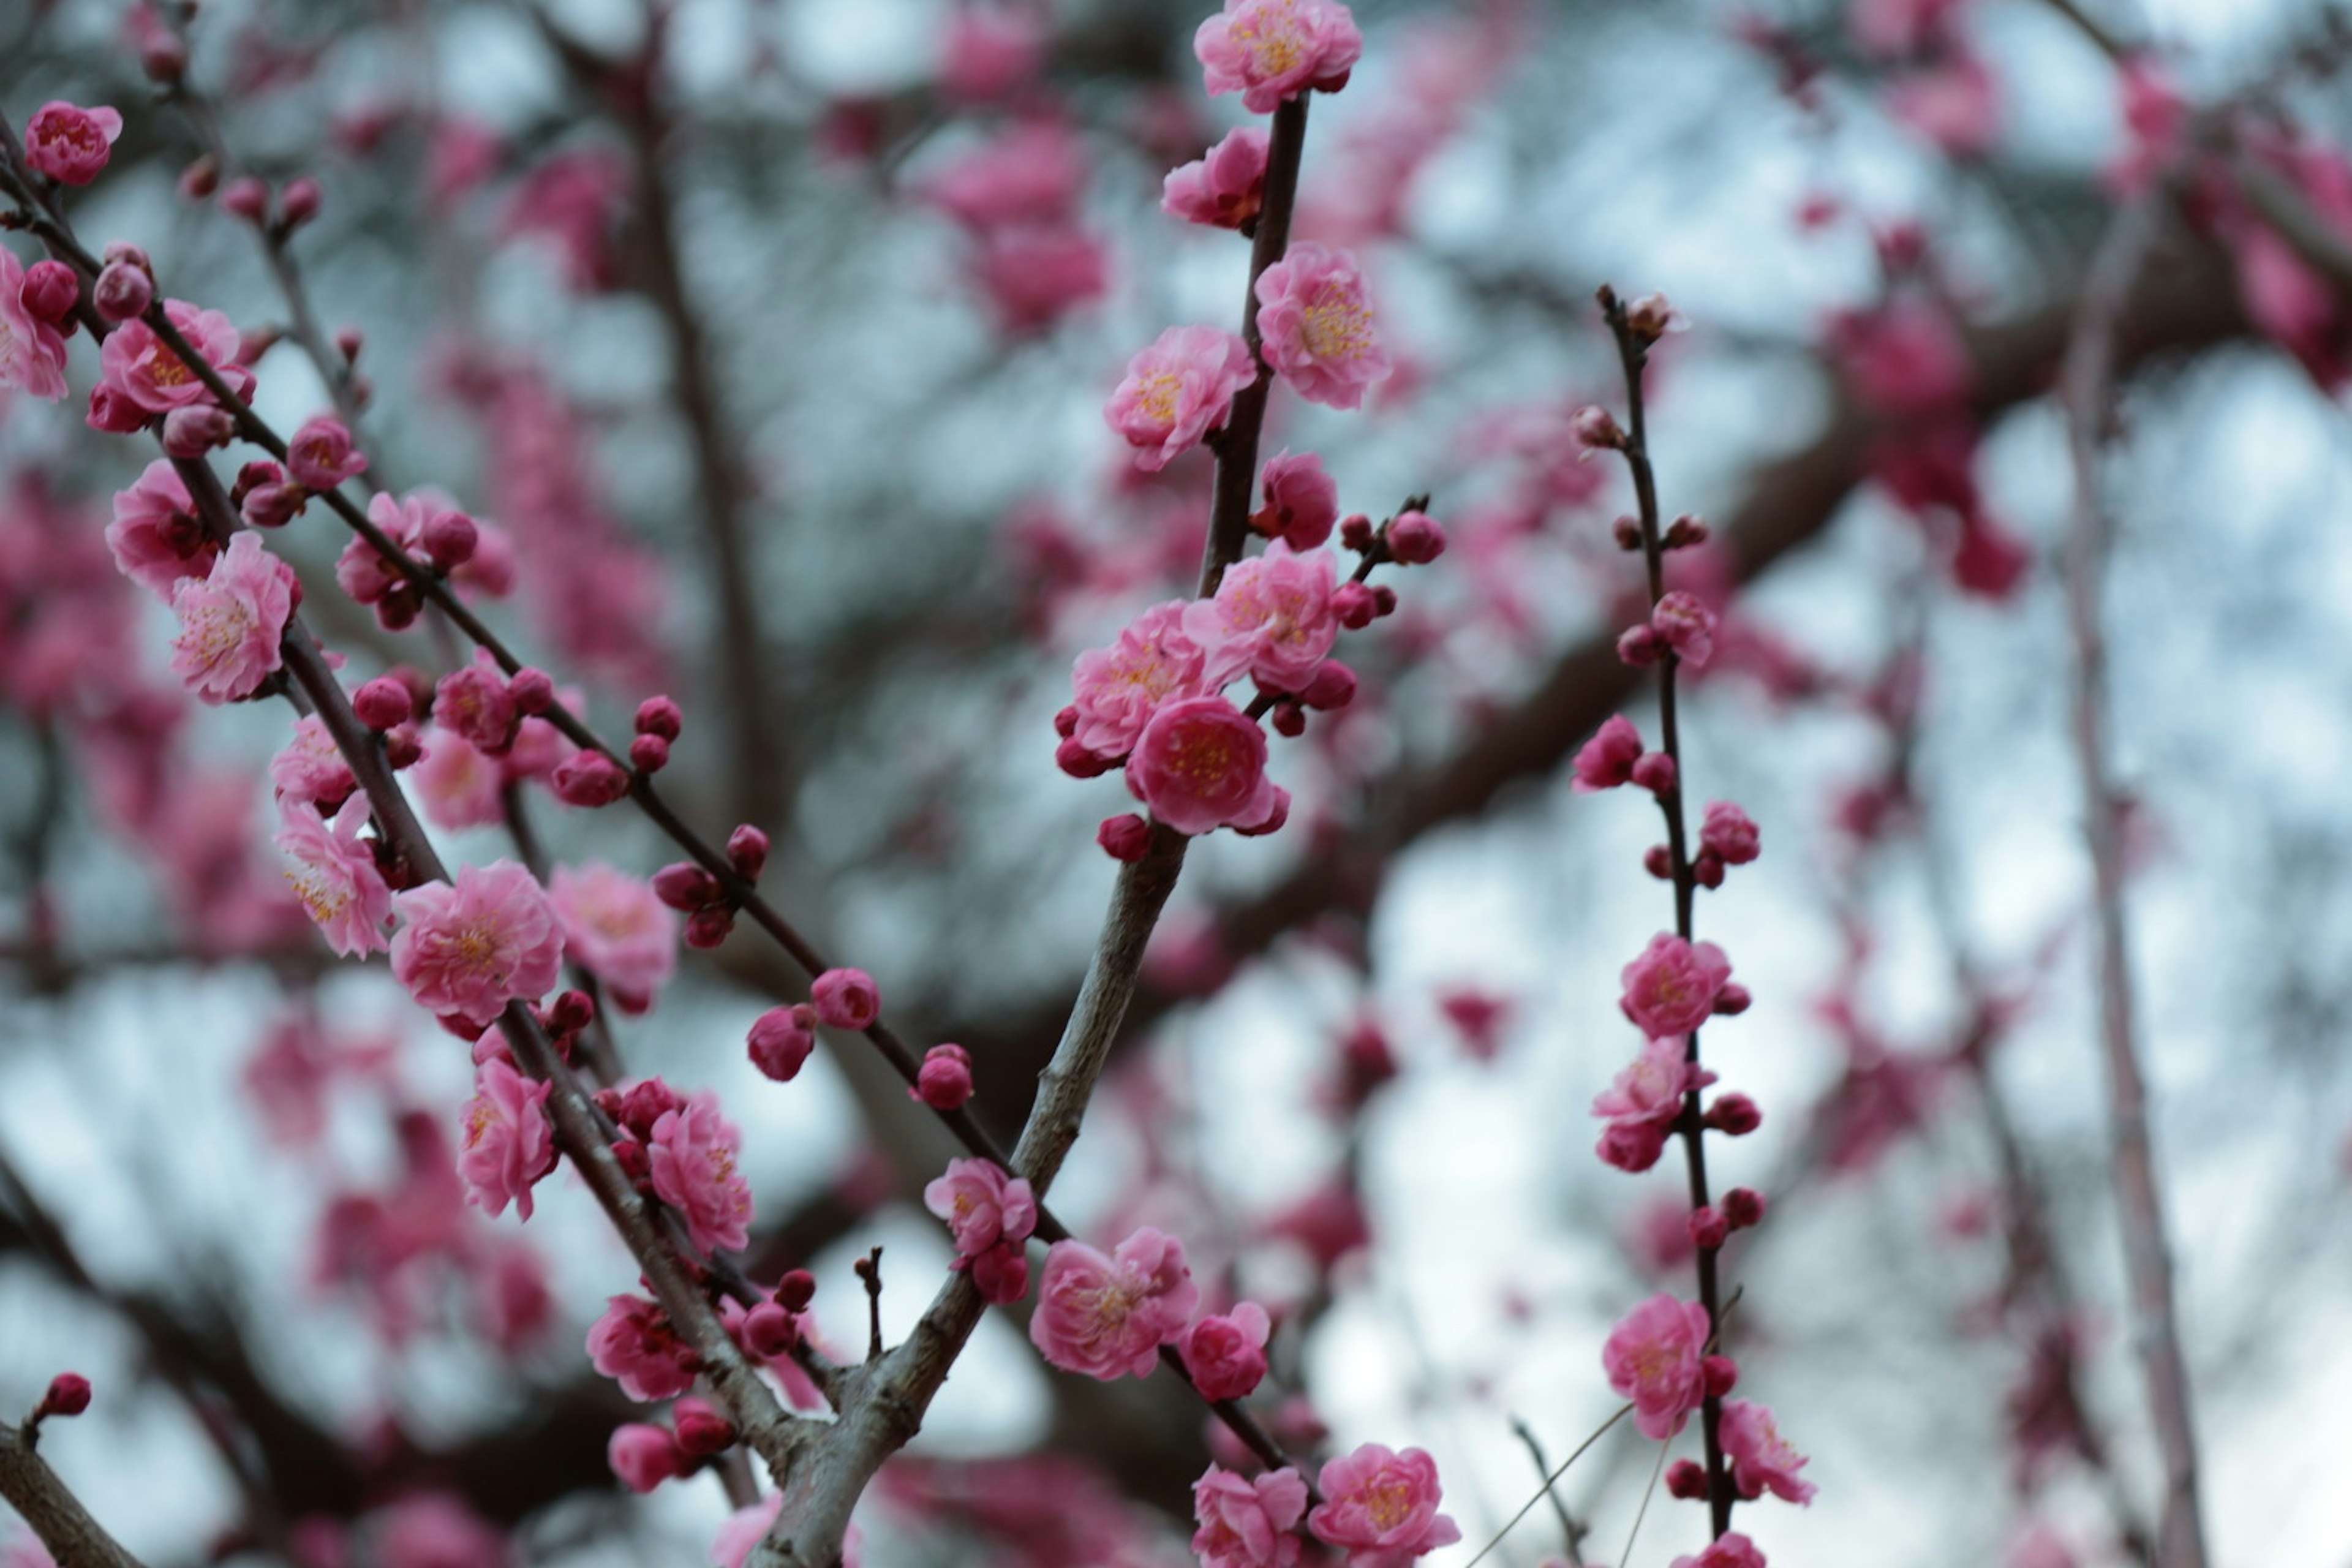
[1191,1444,1458,1568]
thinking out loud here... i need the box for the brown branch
[0,1427,146,1568]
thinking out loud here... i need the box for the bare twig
[0,1426,147,1568]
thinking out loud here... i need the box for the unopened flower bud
[748,1005,818,1082]
[1369,584,1398,617]
[1300,660,1357,710]
[777,1270,817,1312]
[1723,1187,1765,1229]
[1625,291,1676,341]
[1339,513,1375,551]
[335,325,364,363]
[1270,703,1306,738]
[420,509,477,570]
[382,725,424,770]
[913,1043,974,1111]
[507,668,554,715]
[1612,514,1643,551]
[1572,404,1624,450]
[1617,624,1664,666]
[1687,1205,1730,1251]
[221,176,270,223]
[551,751,630,808]
[635,695,684,742]
[1664,514,1709,549]
[1665,1459,1708,1501]
[741,1301,797,1358]
[1712,982,1752,1016]
[673,1398,736,1458]
[1702,1354,1739,1397]
[545,990,595,1036]
[630,734,670,773]
[1332,581,1377,630]
[1384,509,1446,565]
[1630,752,1677,796]
[1097,813,1150,862]
[1706,1092,1762,1135]
[1052,704,1079,739]
[352,676,414,730]
[162,404,234,457]
[178,155,219,201]
[141,31,190,83]
[1692,850,1725,889]
[20,260,78,325]
[1055,736,1116,778]
[728,824,769,879]
[277,176,321,228]
[652,862,723,911]
[86,383,150,433]
[1643,844,1674,880]
[240,483,304,529]
[683,905,736,949]
[92,259,154,323]
[39,1373,91,1419]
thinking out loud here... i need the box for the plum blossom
[0,249,70,401]
[287,415,369,491]
[98,300,252,413]
[374,1494,508,1568]
[409,726,508,831]
[1106,325,1258,471]
[276,795,393,957]
[710,1496,783,1568]
[1572,715,1645,792]
[170,532,296,703]
[390,861,565,1031]
[587,1293,698,1401]
[1196,0,1364,113]
[548,862,678,1012]
[23,101,123,184]
[105,461,211,600]
[647,1090,753,1256]
[1254,243,1391,410]
[1181,1301,1271,1401]
[1254,450,1338,549]
[1700,801,1760,865]
[271,715,356,808]
[1602,1294,1712,1439]
[457,1057,556,1221]
[1183,542,1339,692]
[1672,1535,1766,1568]
[1620,933,1734,1038]
[812,967,881,1030]
[1028,1227,1198,1379]
[1193,1464,1308,1568]
[1069,601,1212,761]
[1721,1398,1817,1504]
[1124,695,1286,837]
[1164,127,1272,228]
[1591,1034,1713,1171]
[1306,1443,1461,1567]
[924,1157,1036,1303]
[1651,590,1717,667]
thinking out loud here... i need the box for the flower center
[1301,286,1372,361]
[1133,370,1182,426]
[1363,1476,1413,1531]
[1234,3,1310,77]
[181,597,258,669]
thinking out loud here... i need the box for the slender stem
[2057,197,2209,1568]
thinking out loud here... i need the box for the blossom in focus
[1619,933,1735,1039]
[1196,0,1364,113]
[1069,601,1213,762]
[924,1157,1038,1259]
[1254,243,1391,410]
[1306,1442,1461,1566]
[548,862,679,1012]
[1164,126,1272,228]
[1180,1301,1272,1401]
[1183,542,1339,693]
[1602,1293,1712,1439]
[1721,1398,1818,1504]
[0,248,70,401]
[587,1292,698,1401]
[98,300,252,413]
[1028,1227,1199,1379]
[1193,1464,1308,1568]
[647,1090,754,1256]
[457,1057,556,1221]
[1124,695,1286,837]
[170,532,295,704]
[1106,325,1259,471]
[390,861,565,1031]
[276,795,392,957]
[24,101,123,184]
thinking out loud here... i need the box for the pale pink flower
[1069,600,1212,760]
[1181,1301,1271,1401]
[374,1494,508,1568]
[1307,1443,1461,1567]
[1164,127,1272,228]
[457,1057,556,1221]
[0,248,70,401]
[548,862,678,1012]
[271,715,356,808]
[924,1157,1038,1258]
[1602,1294,1712,1439]
[647,1090,753,1256]
[24,102,123,184]
[1651,590,1717,668]
[1196,0,1365,113]
[1592,1036,1702,1125]
[288,415,369,491]
[971,224,1107,334]
[1183,542,1339,693]
[1720,1398,1816,1504]
[390,861,565,1031]
[922,119,1085,229]
[1619,933,1734,1039]
[1193,1464,1308,1568]
[1123,695,1286,837]
[276,796,393,957]
[1029,1227,1199,1379]
[98,299,251,413]
[1572,715,1644,792]
[409,725,507,831]
[1106,325,1258,471]
[170,532,295,704]
[587,1293,698,1401]
[106,461,213,600]
[1254,450,1339,549]
[1254,243,1390,410]
[1671,1534,1766,1568]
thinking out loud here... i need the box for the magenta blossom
[1254,449,1339,549]
[548,862,679,1012]
[1592,1035,1710,1126]
[923,1156,1038,1259]
[390,861,565,1031]
[1307,1443,1461,1567]
[1572,715,1645,792]
[458,1057,556,1221]
[1602,1294,1712,1439]
[1254,243,1390,410]
[1700,801,1760,865]
[1672,1534,1766,1568]
[170,532,296,704]
[1028,1227,1199,1379]
[1105,325,1258,471]
[276,796,393,957]
[287,414,369,491]
[1196,0,1364,113]
[812,967,882,1030]
[1651,590,1717,668]
[647,1089,753,1256]
[1069,600,1212,761]
[1124,695,1286,837]
[1164,126,1272,228]
[270,715,356,809]
[98,300,252,414]
[23,101,123,184]
[1721,1398,1817,1504]
[1183,542,1340,693]
[1619,933,1734,1038]
[586,1293,698,1401]
[1180,1301,1271,1401]
[1193,1464,1308,1568]
[0,248,70,401]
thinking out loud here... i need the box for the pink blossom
[23,102,123,185]
[587,1292,698,1401]
[748,1004,817,1081]
[924,1157,1038,1258]
[1124,695,1286,837]
[1651,591,1716,668]
[1601,1294,1711,1439]
[1671,1534,1766,1568]
[1254,450,1338,549]
[914,1042,975,1109]
[390,861,565,1031]
[1619,933,1733,1039]
[1164,127,1272,228]
[1183,543,1339,693]
[98,300,251,414]
[288,415,369,491]
[170,532,295,704]
[1306,1443,1461,1567]
[409,726,507,831]
[374,1494,508,1568]
[457,1057,556,1221]
[608,1423,685,1493]
[0,248,70,401]
[1700,801,1760,865]
[1192,1464,1308,1568]
[1721,1398,1817,1504]
[337,491,458,607]
[922,119,1087,230]
[271,715,356,808]
[812,967,882,1030]
[276,796,393,957]
[1069,600,1212,760]
[1181,1301,1271,1401]
[648,1090,753,1256]
[710,1496,783,1568]
[105,461,211,601]
[548,862,678,1012]
[1106,325,1259,471]
[1028,1227,1199,1379]
[940,2,1046,101]
[1827,296,1970,417]
[970,224,1108,334]
[1196,0,1364,114]
[1254,244,1390,410]
[1593,1035,1704,1126]
[1572,715,1645,793]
